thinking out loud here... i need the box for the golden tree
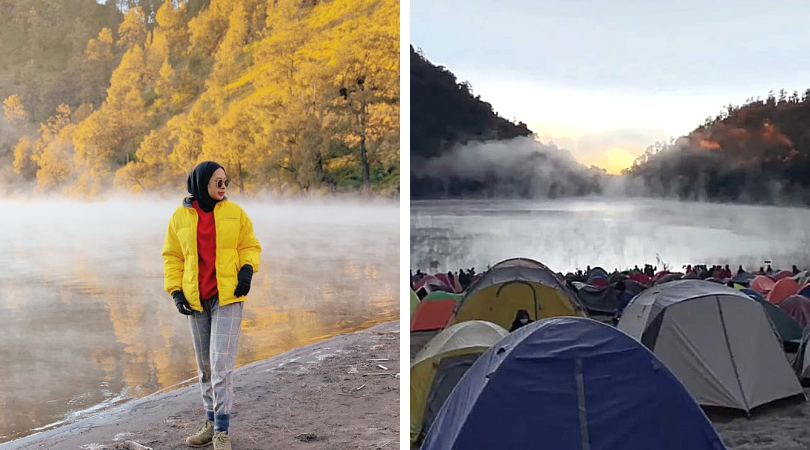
[3,94,28,125]
[30,104,76,191]
[155,0,189,54]
[118,7,148,50]
[108,44,147,100]
[210,1,249,100]
[115,128,175,193]
[155,58,176,109]
[35,125,76,191]
[188,0,235,56]
[167,99,221,172]
[12,136,36,180]
[201,100,264,194]
[321,0,399,195]
[250,0,328,192]
[72,110,116,197]
[81,28,116,105]
[146,30,171,85]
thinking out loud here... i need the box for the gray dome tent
[618,280,804,413]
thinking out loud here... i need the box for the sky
[411,0,810,173]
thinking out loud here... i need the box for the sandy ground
[713,390,810,449]
[3,322,400,450]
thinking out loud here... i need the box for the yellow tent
[449,258,584,329]
[410,320,509,445]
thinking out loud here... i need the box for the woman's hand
[234,265,254,298]
[172,290,194,315]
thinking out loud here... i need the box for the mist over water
[0,197,399,443]
[415,137,609,198]
[411,198,810,274]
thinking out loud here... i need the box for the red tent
[767,278,800,304]
[414,275,453,294]
[410,299,456,332]
[413,275,430,291]
[653,271,671,284]
[434,273,460,293]
[771,270,794,281]
[779,295,810,328]
[591,278,609,288]
[629,272,651,285]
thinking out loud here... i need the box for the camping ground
[410,261,810,449]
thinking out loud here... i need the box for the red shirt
[192,201,218,300]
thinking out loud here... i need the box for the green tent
[410,289,420,318]
[740,288,802,351]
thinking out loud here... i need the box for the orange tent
[751,276,775,296]
[767,278,800,304]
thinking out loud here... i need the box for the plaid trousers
[188,295,243,425]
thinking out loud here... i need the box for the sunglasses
[211,179,230,188]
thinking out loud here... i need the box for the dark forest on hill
[411,45,810,205]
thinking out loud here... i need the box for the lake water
[0,198,399,443]
[411,198,810,274]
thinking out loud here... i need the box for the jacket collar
[183,196,228,209]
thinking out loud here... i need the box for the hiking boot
[186,420,214,447]
[213,431,232,450]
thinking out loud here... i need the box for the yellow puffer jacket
[162,197,262,311]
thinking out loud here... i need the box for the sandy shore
[3,321,400,450]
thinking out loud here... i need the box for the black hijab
[509,309,534,332]
[187,161,224,213]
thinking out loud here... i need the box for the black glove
[234,265,253,298]
[172,290,194,315]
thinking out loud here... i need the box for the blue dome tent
[423,317,727,450]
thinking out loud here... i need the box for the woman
[509,309,534,332]
[162,161,262,450]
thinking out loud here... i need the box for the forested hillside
[0,0,399,197]
[629,90,810,204]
